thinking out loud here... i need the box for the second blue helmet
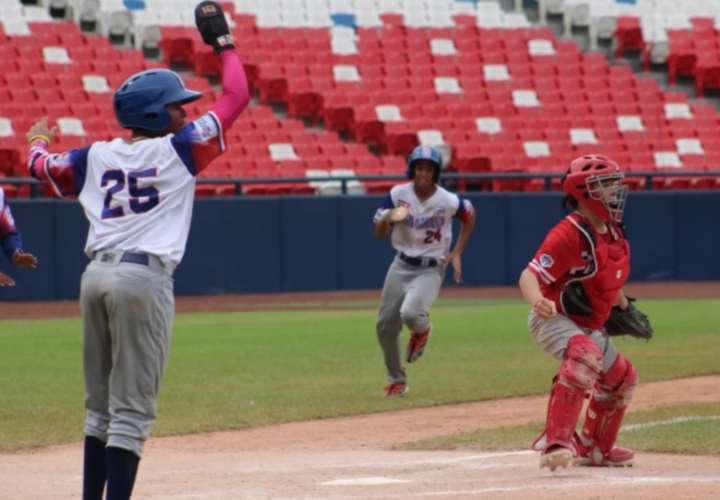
[407,145,442,183]
[113,69,202,132]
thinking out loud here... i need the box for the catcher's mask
[562,155,627,223]
[407,145,442,183]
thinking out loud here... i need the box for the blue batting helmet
[407,145,442,183]
[113,69,202,132]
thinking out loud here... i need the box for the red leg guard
[544,335,603,452]
[579,354,639,464]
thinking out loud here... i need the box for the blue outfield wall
[0,191,717,301]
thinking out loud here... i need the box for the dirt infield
[2,284,719,498]
[2,281,720,319]
[2,376,719,499]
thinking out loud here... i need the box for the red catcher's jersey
[528,213,631,330]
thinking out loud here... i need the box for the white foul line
[622,415,720,432]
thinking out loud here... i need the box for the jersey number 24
[101,168,159,219]
[423,228,441,243]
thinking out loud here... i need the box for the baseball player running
[519,155,639,470]
[374,145,475,397]
[0,186,38,286]
[26,3,248,498]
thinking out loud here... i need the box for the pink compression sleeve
[211,50,250,130]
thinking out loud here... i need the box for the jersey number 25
[101,168,160,219]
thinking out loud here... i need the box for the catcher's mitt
[604,298,653,340]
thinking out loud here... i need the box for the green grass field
[401,402,720,455]
[1,297,718,452]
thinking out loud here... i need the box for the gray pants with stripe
[376,255,444,384]
[80,252,175,457]
[528,310,619,373]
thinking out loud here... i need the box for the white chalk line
[321,476,410,486]
[147,456,720,499]
[151,475,720,500]
[160,450,534,475]
[622,415,720,432]
[374,476,720,498]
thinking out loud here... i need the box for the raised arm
[210,50,250,130]
[196,1,249,129]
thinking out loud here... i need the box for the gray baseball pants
[528,310,619,372]
[80,251,175,457]
[376,255,444,384]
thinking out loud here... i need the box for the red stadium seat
[160,28,196,67]
[614,17,645,57]
[193,48,222,78]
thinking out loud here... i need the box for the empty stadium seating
[160,2,720,189]
[558,0,720,97]
[2,0,720,197]
[0,5,400,196]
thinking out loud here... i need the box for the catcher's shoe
[575,444,635,467]
[384,382,408,397]
[573,432,634,466]
[406,326,431,363]
[540,445,574,471]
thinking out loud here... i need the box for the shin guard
[544,335,603,452]
[581,354,638,463]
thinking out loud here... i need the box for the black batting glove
[195,1,235,53]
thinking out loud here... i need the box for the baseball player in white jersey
[374,146,476,396]
[26,3,247,499]
[0,186,38,287]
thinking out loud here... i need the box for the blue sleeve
[1,233,22,260]
[68,146,90,195]
[453,196,475,221]
[171,123,197,176]
[456,196,467,216]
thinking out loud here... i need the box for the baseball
[389,205,409,223]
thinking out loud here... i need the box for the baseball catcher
[519,155,648,471]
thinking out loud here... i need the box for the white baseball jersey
[374,182,474,259]
[30,113,225,265]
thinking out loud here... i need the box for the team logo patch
[539,254,554,268]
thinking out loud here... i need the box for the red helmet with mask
[562,155,628,223]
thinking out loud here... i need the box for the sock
[83,436,107,500]
[106,446,140,500]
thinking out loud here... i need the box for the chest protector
[560,214,631,329]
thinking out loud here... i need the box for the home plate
[322,477,411,486]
